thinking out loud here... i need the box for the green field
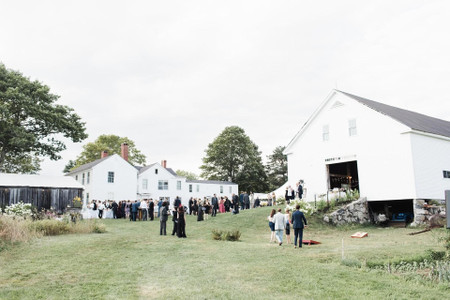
[0,207,448,299]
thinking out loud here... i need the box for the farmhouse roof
[186,179,237,185]
[337,90,450,138]
[0,173,83,189]
[65,155,112,175]
[137,163,158,174]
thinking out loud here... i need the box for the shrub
[341,258,362,268]
[4,202,33,219]
[211,229,241,241]
[0,216,42,250]
[425,249,446,261]
[30,219,71,236]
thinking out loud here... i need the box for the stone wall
[411,199,446,227]
[323,197,370,225]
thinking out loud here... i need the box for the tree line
[1,64,287,193]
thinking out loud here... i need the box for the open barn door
[327,160,359,192]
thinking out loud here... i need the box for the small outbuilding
[0,173,83,212]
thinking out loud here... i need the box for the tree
[175,170,198,180]
[200,126,268,192]
[67,134,146,170]
[0,63,87,173]
[265,146,288,191]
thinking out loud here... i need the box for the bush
[425,249,446,261]
[211,229,241,241]
[0,216,42,250]
[30,219,71,236]
[341,258,362,268]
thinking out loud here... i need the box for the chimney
[101,150,108,159]
[161,160,167,168]
[121,143,129,161]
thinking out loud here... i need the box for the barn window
[196,184,200,192]
[220,186,223,193]
[108,171,114,183]
[82,173,85,185]
[87,172,90,184]
[444,170,450,178]
[189,184,193,192]
[322,125,329,141]
[349,119,357,136]
[155,169,158,174]
[229,186,232,193]
[177,180,182,190]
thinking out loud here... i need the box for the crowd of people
[83,185,308,246]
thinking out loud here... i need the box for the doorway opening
[327,160,359,191]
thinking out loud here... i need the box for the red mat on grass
[302,240,321,245]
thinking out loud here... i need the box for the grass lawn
[0,207,448,299]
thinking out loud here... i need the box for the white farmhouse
[67,145,239,207]
[66,145,138,205]
[283,90,450,218]
[137,160,238,207]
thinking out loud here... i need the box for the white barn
[283,90,450,217]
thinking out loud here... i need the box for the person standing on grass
[140,199,148,221]
[171,204,178,235]
[273,208,287,246]
[291,204,308,248]
[149,199,155,221]
[177,206,187,238]
[160,202,170,235]
[98,200,105,219]
[268,209,276,243]
[284,208,292,245]
[211,194,218,217]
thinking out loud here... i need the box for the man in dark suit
[239,192,245,210]
[292,204,308,248]
[174,196,181,209]
[244,192,250,210]
[297,181,303,200]
[211,194,218,217]
[111,200,118,219]
[131,200,140,222]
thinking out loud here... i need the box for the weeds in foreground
[212,229,241,241]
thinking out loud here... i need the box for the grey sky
[1,0,449,176]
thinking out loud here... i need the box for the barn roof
[0,173,84,189]
[337,90,450,138]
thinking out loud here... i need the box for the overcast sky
[1,0,449,176]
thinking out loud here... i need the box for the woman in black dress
[197,201,204,221]
[177,206,186,238]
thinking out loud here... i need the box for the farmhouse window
[142,179,148,190]
[444,170,450,178]
[108,171,114,183]
[82,173,85,185]
[87,172,90,184]
[177,180,182,190]
[220,186,223,193]
[158,180,168,190]
[196,184,200,192]
[189,184,193,192]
